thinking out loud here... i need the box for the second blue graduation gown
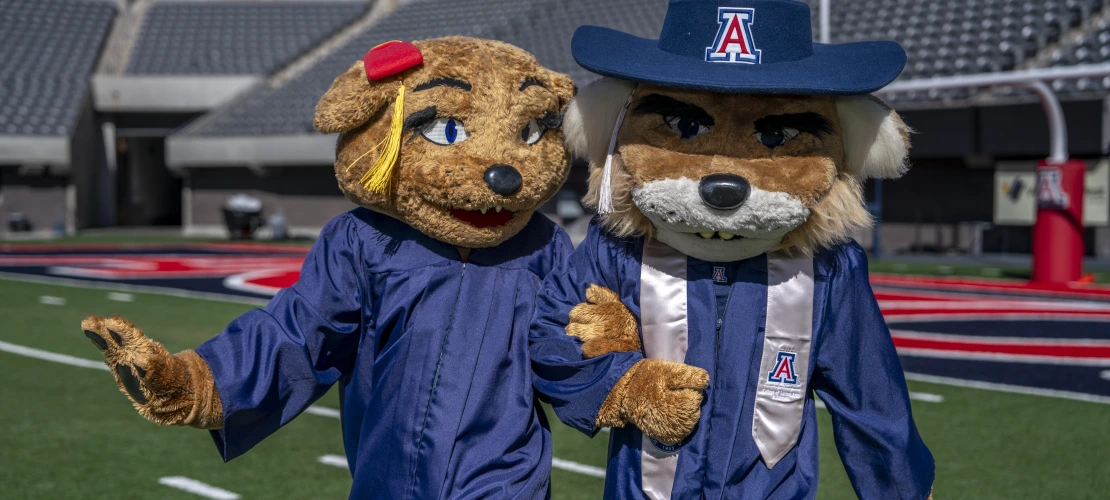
[195,208,572,499]
[530,221,933,499]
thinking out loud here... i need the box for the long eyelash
[520,77,545,91]
[753,113,833,136]
[402,106,437,132]
[540,111,562,129]
[632,94,715,126]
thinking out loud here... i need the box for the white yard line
[158,477,240,500]
[815,392,943,410]
[0,272,269,307]
[38,295,66,306]
[552,457,606,478]
[905,372,1110,405]
[909,391,945,403]
[304,405,342,419]
[0,340,109,371]
[108,292,134,302]
[318,454,349,469]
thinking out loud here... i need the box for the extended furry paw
[81,315,222,429]
[567,284,641,358]
[596,358,709,445]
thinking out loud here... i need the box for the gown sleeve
[809,242,935,499]
[529,222,643,436]
[195,213,366,461]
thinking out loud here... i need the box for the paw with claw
[81,315,222,429]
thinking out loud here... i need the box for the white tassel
[597,93,634,215]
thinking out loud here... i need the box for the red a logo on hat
[706,7,761,64]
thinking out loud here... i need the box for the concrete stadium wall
[183,166,356,237]
[71,93,114,230]
[0,167,70,238]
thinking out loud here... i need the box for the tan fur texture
[82,315,223,429]
[596,358,709,444]
[566,284,642,358]
[315,37,577,248]
[572,80,909,256]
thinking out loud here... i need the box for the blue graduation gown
[196,207,572,499]
[530,221,934,499]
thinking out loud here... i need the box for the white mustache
[632,177,810,237]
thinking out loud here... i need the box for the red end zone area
[2,243,1108,401]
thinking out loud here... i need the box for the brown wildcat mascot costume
[529,1,935,498]
[81,37,575,498]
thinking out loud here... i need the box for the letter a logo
[1035,168,1070,210]
[706,7,761,64]
[767,351,798,385]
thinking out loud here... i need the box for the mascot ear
[546,70,578,113]
[836,95,911,179]
[563,77,637,166]
[314,61,398,134]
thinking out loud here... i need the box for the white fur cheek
[632,178,810,236]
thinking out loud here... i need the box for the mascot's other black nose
[699,174,751,210]
[484,164,523,196]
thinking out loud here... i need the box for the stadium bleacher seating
[0,0,116,136]
[8,0,1110,140]
[127,1,369,76]
[802,0,1110,104]
[180,0,670,137]
[182,0,552,136]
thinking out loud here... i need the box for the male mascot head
[564,0,910,262]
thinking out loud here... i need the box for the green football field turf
[1,278,1108,499]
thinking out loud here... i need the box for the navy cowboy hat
[572,0,906,95]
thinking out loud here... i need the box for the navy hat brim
[572,26,907,95]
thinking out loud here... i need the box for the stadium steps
[172,0,398,137]
[94,0,155,76]
[270,0,410,88]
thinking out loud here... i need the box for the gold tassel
[355,79,406,195]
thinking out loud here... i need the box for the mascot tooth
[80,37,577,498]
[531,1,935,499]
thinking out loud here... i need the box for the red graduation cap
[363,40,424,81]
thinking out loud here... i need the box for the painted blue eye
[664,116,709,139]
[422,117,469,145]
[753,127,800,148]
[445,119,458,143]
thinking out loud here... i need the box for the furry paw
[597,359,709,445]
[567,284,641,358]
[81,315,222,428]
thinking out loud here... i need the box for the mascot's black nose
[484,164,523,196]
[699,174,751,210]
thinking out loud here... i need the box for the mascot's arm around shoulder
[81,214,364,453]
[529,221,709,445]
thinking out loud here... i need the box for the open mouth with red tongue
[450,208,514,228]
